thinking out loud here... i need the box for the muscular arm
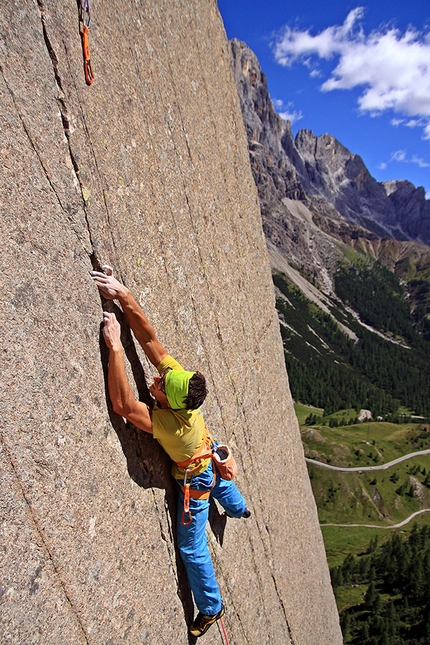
[92,268,168,367]
[103,312,153,434]
[117,290,168,368]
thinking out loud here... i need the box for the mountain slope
[229,38,430,418]
[230,38,430,252]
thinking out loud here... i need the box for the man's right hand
[91,266,128,301]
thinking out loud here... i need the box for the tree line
[331,525,430,644]
[273,269,430,417]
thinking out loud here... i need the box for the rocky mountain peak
[230,39,299,169]
[231,39,430,255]
[382,180,430,244]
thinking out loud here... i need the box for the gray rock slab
[0,2,342,644]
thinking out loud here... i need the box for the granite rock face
[0,2,341,645]
[231,39,430,253]
[383,180,430,244]
[230,39,344,291]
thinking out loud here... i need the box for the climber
[91,267,250,638]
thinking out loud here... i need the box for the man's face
[150,375,169,407]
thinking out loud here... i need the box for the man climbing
[91,267,250,638]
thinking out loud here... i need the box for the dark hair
[185,372,208,410]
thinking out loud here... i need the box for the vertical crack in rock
[271,574,295,644]
[151,492,182,599]
[1,10,90,259]
[0,433,90,644]
[0,64,68,219]
[36,0,123,277]
[36,0,96,259]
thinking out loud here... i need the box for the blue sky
[218,0,430,198]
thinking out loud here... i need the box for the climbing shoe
[189,605,225,638]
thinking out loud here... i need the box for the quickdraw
[182,469,193,526]
[79,0,94,85]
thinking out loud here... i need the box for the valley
[296,403,430,642]
[230,35,430,642]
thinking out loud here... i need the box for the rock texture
[0,2,341,645]
[383,180,430,244]
[230,38,430,255]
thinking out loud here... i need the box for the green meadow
[295,403,430,570]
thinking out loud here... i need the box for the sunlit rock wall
[0,1,342,643]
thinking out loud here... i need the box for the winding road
[323,509,430,530]
[305,448,430,472]
[306,450,430,529]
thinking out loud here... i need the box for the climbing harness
[178,431,215,526]
[176,429,238,526]
[79,0,94,85]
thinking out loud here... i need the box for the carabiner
[182,469,193,526]
[78,0,94,84]
[79,0,91,28]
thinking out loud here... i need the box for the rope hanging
[218,616,230,645]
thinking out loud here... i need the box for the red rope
[218,616,230,645]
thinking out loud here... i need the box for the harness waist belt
[179,486,211,500]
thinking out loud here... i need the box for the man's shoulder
[156,355,184,373]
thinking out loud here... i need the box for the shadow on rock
[209,498,227,546]
[97,303,195,625]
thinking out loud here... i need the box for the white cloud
[273,7,365,66]
[381,149,430,170]
[272,8,430,139]
[411,155,430,168]
[273,98,304,124]
[279,109,304,124]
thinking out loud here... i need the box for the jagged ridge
[230,38,430,287]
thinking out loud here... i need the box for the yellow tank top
[151,355,211,479]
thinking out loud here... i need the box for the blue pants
[176,460,247,615]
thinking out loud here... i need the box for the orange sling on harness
[176,430,215,526]
[176,429,238,525]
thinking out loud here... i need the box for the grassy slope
[280,245,430,615]
[296,404,430,559]
[296,404,430,612]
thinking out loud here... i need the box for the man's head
[184,372,208,410]
[159,369,207,410]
